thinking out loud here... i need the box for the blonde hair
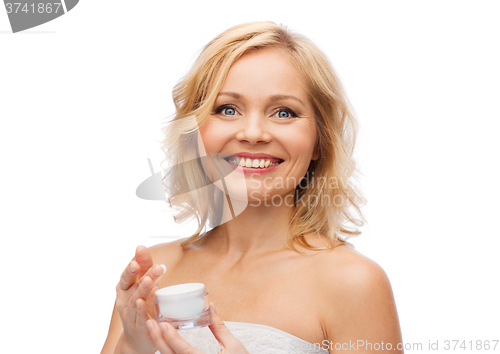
[160,21,366,252]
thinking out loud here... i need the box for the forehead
[219,47,309,102]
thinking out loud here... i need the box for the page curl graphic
[136,115,249,228]
[4,0,79,33]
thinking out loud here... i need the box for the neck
[206,190,296,259]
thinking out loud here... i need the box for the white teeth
[229,157,282,169]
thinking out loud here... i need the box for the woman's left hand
[146,303,250,354]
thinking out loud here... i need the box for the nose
[235,113,271,144]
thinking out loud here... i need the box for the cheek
[198,123,233,183]
[199,117,237,150]
[285,129,317,160]
[198,123,223,155]
[198,125,225,182]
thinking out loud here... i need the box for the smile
[223,156,284,175]
[225,157,283,169]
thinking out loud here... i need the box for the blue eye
[223,107,236,115]
[278,110,290,118]
[214,105,237,116]
[275,108,297,119]
[215,106,237,116]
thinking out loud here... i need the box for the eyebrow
[217,92,306,106]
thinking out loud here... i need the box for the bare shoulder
[311,242,395,310]
[313,243,391,293]
[297,233,389,289]
[148,237,188,268]
[310,241,403,348]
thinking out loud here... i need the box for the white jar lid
[155,283,205,301]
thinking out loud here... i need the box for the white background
[1,1,499,353]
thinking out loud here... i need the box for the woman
[101,21,403,354]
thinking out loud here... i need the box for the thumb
[208,303,237,348]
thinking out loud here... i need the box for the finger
[135,298,150,329]
[127,264,165,316]
[122,266,160,324]
[147,284,160,318]
[208,303,239,350]
[135,245,154,277]
[125,274,151,323]
[146,320,175,354]
[117,260,139,291]
[137,264,165,297]
[158,322,204,354]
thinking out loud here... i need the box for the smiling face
[198,47,319,203]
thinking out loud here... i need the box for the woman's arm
[319,248,403,353]
[101,302,125,354]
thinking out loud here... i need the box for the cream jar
[154,283,212,329]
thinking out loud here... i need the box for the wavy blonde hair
[160,21,366,252]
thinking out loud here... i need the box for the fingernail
[152,265,166,277]
[146,320,154,332]
[129,263,136,273]
[141,278,149,289]
[160,322,168,334]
